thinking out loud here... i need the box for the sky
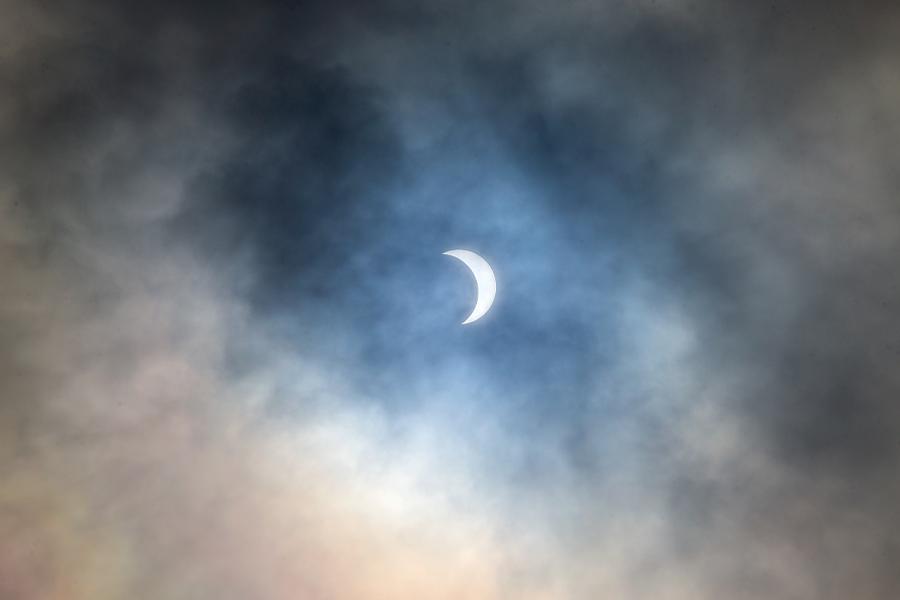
[2,1,900,598]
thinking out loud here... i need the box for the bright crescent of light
[443,249,496,325]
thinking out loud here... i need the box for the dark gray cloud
[3,0,900,598]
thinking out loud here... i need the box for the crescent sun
[443,249,497,325]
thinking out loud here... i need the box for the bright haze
[3,1,900,598]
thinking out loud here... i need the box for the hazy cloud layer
[3,1,900,598]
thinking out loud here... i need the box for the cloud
[3,0,900,598]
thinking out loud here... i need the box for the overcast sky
[3,1,900,598]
